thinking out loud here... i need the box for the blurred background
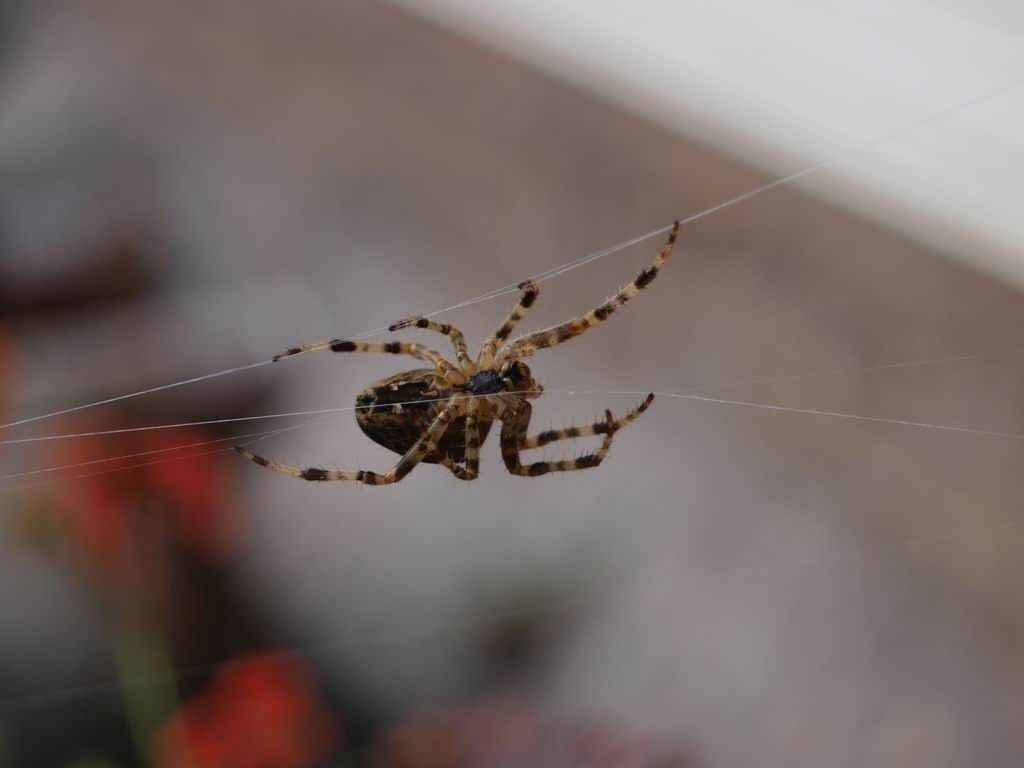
[1,1,1023,766]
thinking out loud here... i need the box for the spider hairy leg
[521,393,654,449]
[501,221,678,360]
[388,315,475,375]
[438,397,482,480]
[499,401,624,477]
[477,279,540,368]
[462,397,482,478]
[234,446,365,482]
[440,456,475,481]
[275,338,465,385]
[235,396,462,485]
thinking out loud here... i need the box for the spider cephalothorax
[467,360,540,397]
[237,222,677,484]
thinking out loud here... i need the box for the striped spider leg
[438,396,482,481]
[237,394,466,485]
[520,393,654,449]
[497,221,678,362]
[388,315,476,377]
[274,337,467,387]
[497,394,654,477]
[476,279,540,369]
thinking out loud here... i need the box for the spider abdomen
[355,368,492,463]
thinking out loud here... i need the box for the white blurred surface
[388,0,1024,284]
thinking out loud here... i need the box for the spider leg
[477,279,540,369]
[499,401,620,477]
[462,397,482,478]
[521,393,654,449]
[436,397,481,480]
[389,315,475,376]
[439,457,474,481]
[500,222,678,360]
[274,338,465,385]
[236,397,463,485]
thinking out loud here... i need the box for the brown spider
[236,222,678,484]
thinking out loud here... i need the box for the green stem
[112,621,179,767]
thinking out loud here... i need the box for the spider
[236,221,678,484]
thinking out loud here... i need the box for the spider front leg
[274,338,465,386]
[521,393,654,449]
[236,396,463,485]
[500,401,623,477]
[500,222,678,360]
[389,315,475,377]
[477,279,540,369]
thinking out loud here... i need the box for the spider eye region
[466,370,505,396]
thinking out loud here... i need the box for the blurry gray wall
[2,2,1024,766]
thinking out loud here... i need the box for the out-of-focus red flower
[151,652,338,768]
[42,422,240,584]
[372,695,694,768]
[135,431,239,562]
